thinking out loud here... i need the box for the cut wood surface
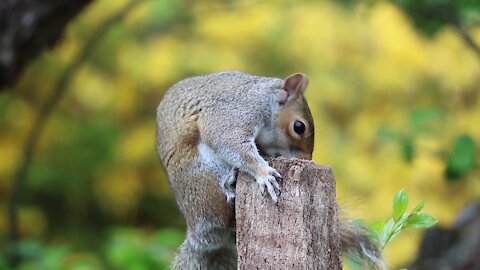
[236,157,342,270]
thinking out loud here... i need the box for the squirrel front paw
[255,166,281,203]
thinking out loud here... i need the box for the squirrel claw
[271,169,282,179]
[266,183,278,203]
[258,184,266,195]
[255,166,281,203]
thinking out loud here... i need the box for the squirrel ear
[282,73,309,100]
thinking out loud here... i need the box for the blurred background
[0,0,479,269]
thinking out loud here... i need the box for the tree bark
[0,0,93,90]
[236,157,342,270]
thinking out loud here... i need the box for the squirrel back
[157,71,283,168]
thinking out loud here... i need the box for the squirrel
[156,71,385,269]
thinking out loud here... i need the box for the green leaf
[409,107,441,134]
[401,136,415,162]
[377,126,398,141]
[405,213,438,228]
[381,218,395,245]
[446,134,476,180]
[386,225,403,245]
[412,202,425,213]
[369,220,385,240]
[393,189,409,222]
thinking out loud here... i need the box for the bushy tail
[340,221,387,270]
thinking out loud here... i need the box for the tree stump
[236,157,342,270]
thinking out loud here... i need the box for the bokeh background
[1,0,479,269]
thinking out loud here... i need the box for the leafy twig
[347,189,437,270]
[371,189,438,251]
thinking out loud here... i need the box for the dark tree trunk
[408,202,480,270]
[0,0,93,90]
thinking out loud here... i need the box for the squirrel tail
[340,220,387,270]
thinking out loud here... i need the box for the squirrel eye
[293,120,306,135]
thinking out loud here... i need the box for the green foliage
[105,227,183,270]
[371,189,438,250]
[394,0,455,36]
[409,107,442,135]
[0,255,8,270]
[378,107,445,163]
[7,240,76,270]
[401,136,414,163]
[5,228,183,270]
[446,134,477,180]
[394,0,480,36]
[376,108,478,182]
[393,189,408,222]
[1,0,479,268]
[29,117,119,188]
[147,0,184,28]
[347,189,437,270]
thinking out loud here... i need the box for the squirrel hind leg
[172,240,237,270]
[173,220,237,270]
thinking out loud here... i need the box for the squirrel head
[257,73,315,160]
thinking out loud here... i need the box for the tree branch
[453,20,480,59]
[6,0,145,266]
[0,0,93,90]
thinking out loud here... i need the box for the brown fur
[156,71,383,269]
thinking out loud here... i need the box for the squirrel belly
[156,71,384,269]
[159,129,237,269]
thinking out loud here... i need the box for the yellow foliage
[0,137,21,187]
[111,77,139,118]
[368,3,429,86]
[146,168,172,197]
[19,207,47,237]
[429,30,480,91]
[118,121,156,165]
[118,37,183,87]
[2,99,35,137]
[94,170,144,218]
[196,3,279,48]
[72,67,114,110]
[289,2,356,67]
[2,0,480,268]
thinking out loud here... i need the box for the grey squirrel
[156,71,385,269]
